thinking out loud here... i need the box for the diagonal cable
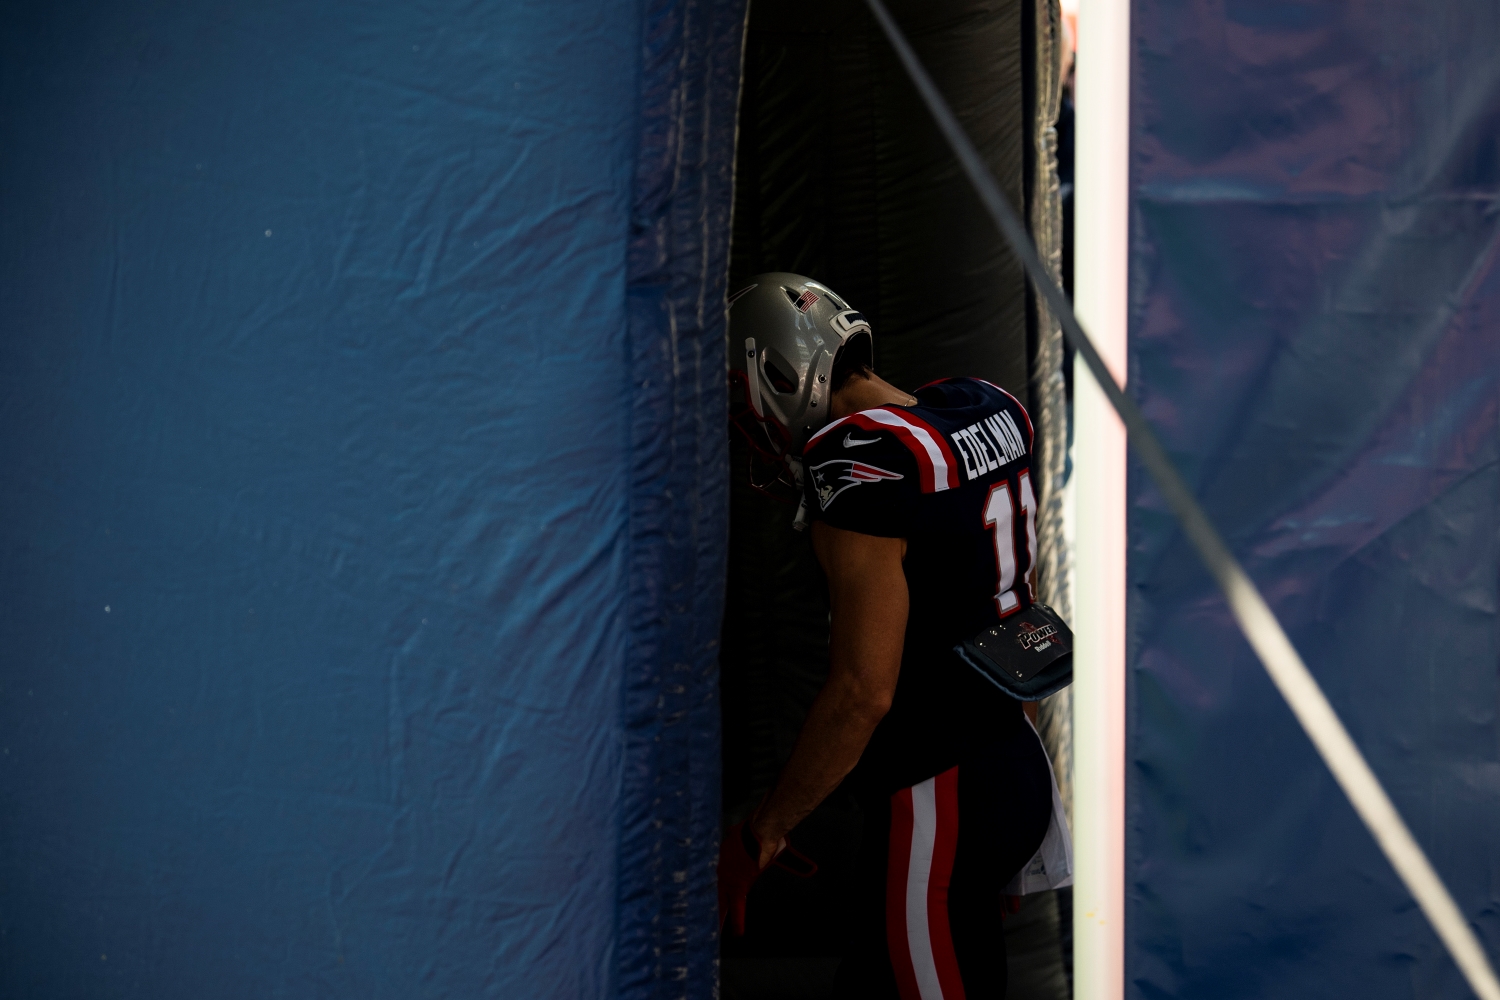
[862,1,1500,996]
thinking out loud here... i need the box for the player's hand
[717,820,783,936]
[750,815,789,869]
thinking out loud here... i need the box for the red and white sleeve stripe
[806,408,960,493]
[887,767,967,1000]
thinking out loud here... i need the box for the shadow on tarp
[1128,3,1500,997]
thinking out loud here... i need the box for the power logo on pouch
[811,459,903,510]
[1017,620,1058,652]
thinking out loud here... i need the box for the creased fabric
[1128,4,1500,997]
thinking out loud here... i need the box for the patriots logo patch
[810,459,904,510]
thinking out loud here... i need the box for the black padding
[728,0,1029,401]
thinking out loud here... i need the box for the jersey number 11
[982,471,1037,616]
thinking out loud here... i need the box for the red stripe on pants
[926,767,965,1000]
[887,785,922,1000]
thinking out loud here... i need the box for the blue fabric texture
[1128,3,1500,997]
[0,1,741,997]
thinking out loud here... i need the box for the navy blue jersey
[803,377,1038,649]
[800,377,1038,787]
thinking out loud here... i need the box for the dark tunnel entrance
[718,1,1072,997]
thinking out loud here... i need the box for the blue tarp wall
[1128,2,1500,997]
[0,2,743,996]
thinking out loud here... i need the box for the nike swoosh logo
[843,433,881,448]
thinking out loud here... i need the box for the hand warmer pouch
[953,602,1074,702]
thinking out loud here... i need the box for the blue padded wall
[0,1,742,996]
[1128,3,1500,997]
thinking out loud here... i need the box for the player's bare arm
[748,522,908,867]
[744,368,917,865]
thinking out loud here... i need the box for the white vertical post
[1071,0,1130,996]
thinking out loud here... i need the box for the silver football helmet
[727,272,873,457]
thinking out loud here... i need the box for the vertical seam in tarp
[618,1,745,997]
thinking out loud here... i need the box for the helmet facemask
[728,366,802,503]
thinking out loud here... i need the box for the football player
[719,273,1071,999]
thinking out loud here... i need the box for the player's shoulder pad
[804,406,962,495]
[960,380,1032,446]
[928,377,1034,450]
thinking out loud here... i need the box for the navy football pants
[832,723,1054,999]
